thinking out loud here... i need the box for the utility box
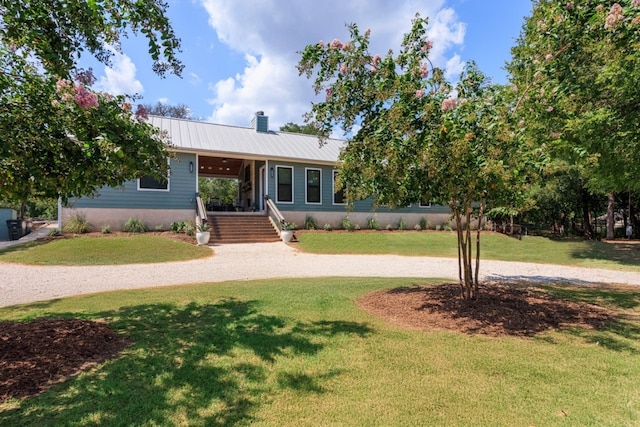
[0,208,17,241]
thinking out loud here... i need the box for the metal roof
[149,115,344,164]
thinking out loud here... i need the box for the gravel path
[1,239,639,308]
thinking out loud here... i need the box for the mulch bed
[0,318,130,401]
[357,282,615,337]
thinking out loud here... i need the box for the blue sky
[91,0,533,130]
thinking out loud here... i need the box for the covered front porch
[196,155,269,213]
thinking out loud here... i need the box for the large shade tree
[298,15,535,300]
[0,0,183,212]
[508,0,640,239]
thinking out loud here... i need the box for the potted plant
[195,222,210,245]
[280,221,296,243]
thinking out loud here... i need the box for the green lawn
[1,278,640,426]
[0,235,212,265]
[297,231,640,271]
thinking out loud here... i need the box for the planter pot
[196,231,210,245]
[280,230,294,243]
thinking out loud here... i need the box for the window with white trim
[138,173,169,192]
[333,170,346,205]
[419,200,431,208]
[306,168,321,204]
[276,166,293,203]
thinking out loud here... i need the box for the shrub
[304,215,319,230]
[123,217,147,233]
[367,217,380,230]
[443,222,453,231]
[48,228,61,237]
[170,221,186,233]
[419,217,430,230]
[154,224,164,231]
[101,225,111,234]
[386,224,394,231]
[341,216,355,231]
[183,219,196,236]
[435,224,442,231]
[62,214,93,234]
[397,218,408,230]
[323,223,332,231]
[282,222,297,231]
[414,224,422,231]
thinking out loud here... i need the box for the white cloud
[199,0,466,128]
[158,97,169,104]
[189,72,202,86]
[95,51,144,95]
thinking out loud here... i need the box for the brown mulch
[46,230,197,244]
[357,282,616,337]
[0,318,131,401]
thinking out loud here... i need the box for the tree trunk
[581,187,594,239]
[606,192,615,240]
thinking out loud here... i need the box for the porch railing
[264,195,286,232]
[195,193,207,223]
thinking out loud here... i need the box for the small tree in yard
[298,14,535,300]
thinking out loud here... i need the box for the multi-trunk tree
[298,15,535,300]
[0,0,183,212]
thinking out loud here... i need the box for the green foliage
[341,216,355,231]
[397,218,408,231]
[303,215,319,230]
[183,220,196,236]
[123,218,147,234]
[101,225,111,234]
[170,221,186,233]
[282,222,297,231]
[367,217,380,230]
[419,217,430,230]
[0,0,182,210]
[508,1,640,195]
[196,222,209,232]
[154,224,164,231]
[279,122,327,136]
[298,15,535,299]
[62,214,93,234]
[323,223,332,231]
[47,228,61,237]
[198,178,239,206]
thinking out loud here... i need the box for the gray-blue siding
[68,153,197,210]
[267,161,449,215]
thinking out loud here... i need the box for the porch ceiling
[198,156,243,177]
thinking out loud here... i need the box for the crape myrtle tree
[298,15,535,300]
[0,0,184,214]
[508,0,640,239]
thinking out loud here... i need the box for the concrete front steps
[206,213,280,244]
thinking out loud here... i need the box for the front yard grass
[296,231,640,271]
[1,277,640,426]
[0,234,212,265]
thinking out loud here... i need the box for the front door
[258,165,266,211]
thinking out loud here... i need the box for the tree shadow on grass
[569,239,640,269]
[0,299,373,426]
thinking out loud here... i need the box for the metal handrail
[264,195,286,231]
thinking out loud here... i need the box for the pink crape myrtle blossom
[74,84,99,109]
[633,0,640,7]
[330,39,343,49]
[605,3,624,29]
[421,40,433,52]
[370,66,377,73]
[415,89,425,99]
[441,97,457,111]
[339,63,348,74]
[325,88,332,99]
[420,62,429,78]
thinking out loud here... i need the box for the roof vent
[251,111,269,132]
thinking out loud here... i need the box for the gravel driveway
[1,240,639,308]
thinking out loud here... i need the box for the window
[306,168,321,204]
[138,174,169,191]
[277,166,293,203]
[419,200,431,208]
[333,170,346,205]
